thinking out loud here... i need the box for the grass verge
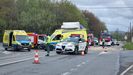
[123,42,133,50]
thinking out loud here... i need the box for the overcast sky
[70,0,133,32]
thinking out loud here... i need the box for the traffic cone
[81,51,85,56]
[33,50,40,64]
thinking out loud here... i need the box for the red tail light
[105,38,111,42]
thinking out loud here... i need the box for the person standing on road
[45,35,51,56]
[102,38,105,49]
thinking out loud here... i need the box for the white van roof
[61,22,80,29]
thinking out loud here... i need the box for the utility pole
[130,22,133,42]
[116,28,119,41]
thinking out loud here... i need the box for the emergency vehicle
[50,22,88,47]
[27,33,47,49]
[55,36,88,54]
[99,32,113,46]
[3,30,31,51]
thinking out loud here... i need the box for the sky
[69,0,133,32]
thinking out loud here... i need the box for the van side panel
[50,29,87,44]
[3,30,31,51]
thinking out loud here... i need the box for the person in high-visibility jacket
[45,35,51,56]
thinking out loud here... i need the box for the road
[0,43,132,75]
[118,50,133,75]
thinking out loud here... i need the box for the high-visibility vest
[102,39,105,42]
[46,36,51,44]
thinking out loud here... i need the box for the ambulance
[3,30,31,51]
[50,22,88,47]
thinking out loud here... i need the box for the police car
[55,37,88,54]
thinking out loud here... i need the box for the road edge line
[120,64,133,75]
[0,55,44,67]
[115,51,120,75]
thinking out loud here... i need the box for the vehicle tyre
[56,51,61,54]
[111,42,114,46]
[5,48,8,50]
[38,45,42,49]
[28,48,31,52]
[14,47,19,51]
[84,46,88,54]
[74,46,78,55]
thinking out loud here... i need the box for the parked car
[112,39,119,46]
[55,37,88,54]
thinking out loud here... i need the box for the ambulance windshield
[16,35,29,41]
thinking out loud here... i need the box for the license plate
[24,48,28,49]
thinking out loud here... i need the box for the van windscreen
[16,35,29,41]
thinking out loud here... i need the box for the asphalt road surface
[0,43,133,75]
[118,50,133,75]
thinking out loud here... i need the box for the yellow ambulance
[3,30,31,51]
[49,22,88,46]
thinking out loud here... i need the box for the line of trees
[111,29,125,41]
[82,10,107,37]
[0,0,107,41]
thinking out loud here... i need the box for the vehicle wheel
[117,44,119,46]
[28,48,31,52]
[84,46,88,54]
[38,45,42,49]
[74,46,78,55]
[111,42,114,46]
[5,48,8,50]
[14,47,19,51]
[56,51,61,54]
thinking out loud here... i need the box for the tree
[82,10,107,37]
[0,0,108,42]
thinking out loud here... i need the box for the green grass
[123,42,133,50]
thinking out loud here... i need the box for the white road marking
[86,60,89,62]
[0,53,20,60]
[120,64,133,75]
[2,51,11,54]
[0,55,45,66]
[61,72,71,75]
[70,68,77,71]
[76,64,81,67]
[98,51,108,55]
[81,62,86,65]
